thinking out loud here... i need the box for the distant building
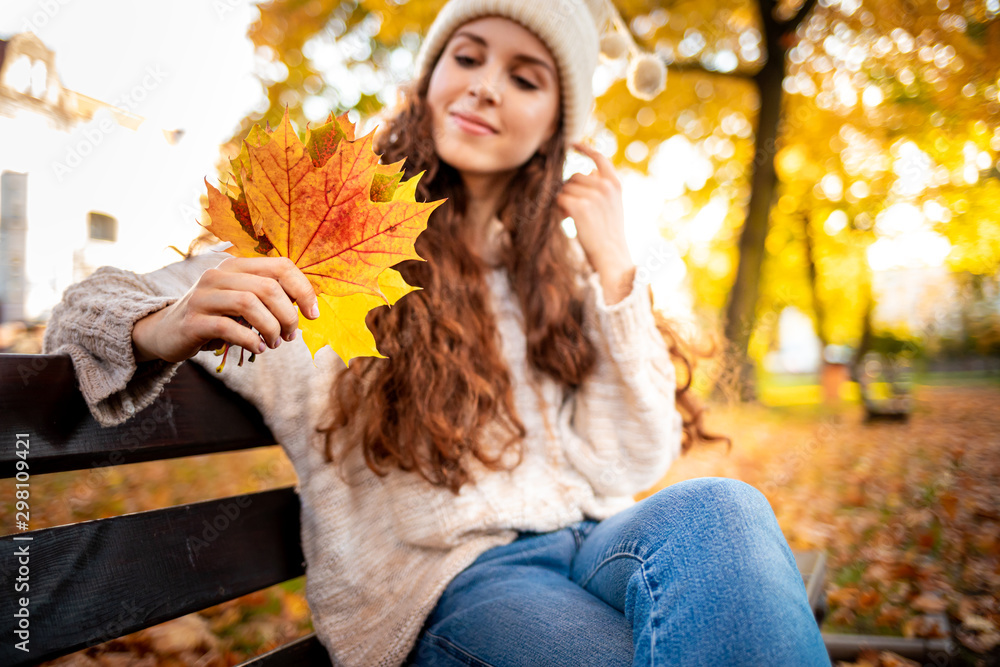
[763,267,976,375]
[871,266,965,339]
[0,32,189,323]
[764,306,823,374]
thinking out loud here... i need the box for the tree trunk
[719,2,786,401]
[718,0,816,401]
[803,211,846,403]
[851,270,875,379]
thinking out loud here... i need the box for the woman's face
[426,16,561,178]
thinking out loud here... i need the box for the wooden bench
[0,353,829,666]
[854,351,914,422]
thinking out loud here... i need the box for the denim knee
[635,477,778,546]
[656,476,770,516]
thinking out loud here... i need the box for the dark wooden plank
[237,632,334,667]
[793,549,828,625]
[0,486,305,666]
[822,627,955,662]
[0,354,277,477]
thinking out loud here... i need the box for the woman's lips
[450,113,496,136]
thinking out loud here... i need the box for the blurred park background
[0,0,998,665]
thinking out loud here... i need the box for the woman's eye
[454,55,538,90]
[514,76,537,90]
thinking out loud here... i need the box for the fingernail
[258,340,266,353]
[272,338,282,349]
[285,330,297,342]
[308,302,320,319]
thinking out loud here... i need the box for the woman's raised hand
[556,142,632,275]
[132,256,321,364]
[556,142,636,304]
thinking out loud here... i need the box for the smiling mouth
[449,113,498,135]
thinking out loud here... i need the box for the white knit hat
[412,0,667,147]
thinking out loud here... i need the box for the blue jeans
[404,477,831,666]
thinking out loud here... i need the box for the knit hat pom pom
[626,53,667,100]
[600,32,630,60]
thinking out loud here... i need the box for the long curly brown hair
[315,65,731,495]
[181,63,732,495]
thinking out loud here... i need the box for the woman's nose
[470,67,502,103]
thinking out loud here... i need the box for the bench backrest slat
[0,355,277,477]
[0,353,325,665]
[0,486,305,666]
[238,633,335,666]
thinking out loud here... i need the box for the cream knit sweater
[42,241,684,667]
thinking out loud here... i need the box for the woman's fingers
[559,181,594,200]
[571,142,621,188]
[203,270,300,345]
[148,256,324,364]
[197,313,268,355]
[213,289,284,349]
[216,256,320,321]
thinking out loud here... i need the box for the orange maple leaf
[201,108,445,368]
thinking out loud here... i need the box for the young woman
[42,0,831,665]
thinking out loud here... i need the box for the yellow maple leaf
[201,108,444,368]
[299,267,421,366]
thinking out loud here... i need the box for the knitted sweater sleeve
[559,270,684,498]
[41,247,232,427]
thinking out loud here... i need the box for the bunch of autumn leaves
[202,110,443,370]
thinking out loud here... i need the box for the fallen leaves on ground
[8,385,999,665]
[642,385,1000,666]
[836,649,921,667]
